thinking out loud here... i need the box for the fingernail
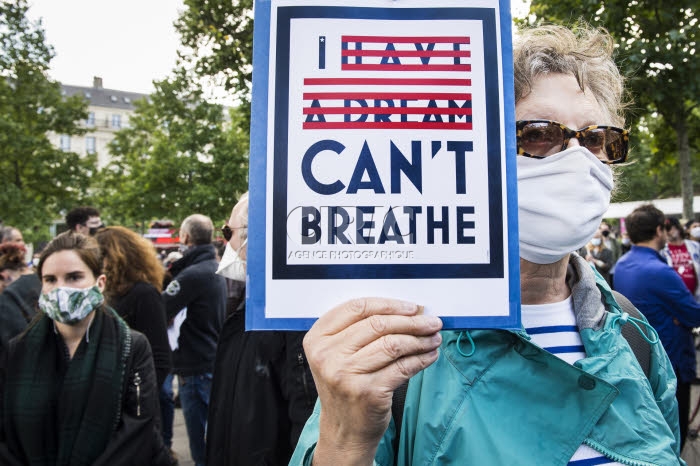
[425,315,442,327]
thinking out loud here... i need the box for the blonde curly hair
[513,24,628,127]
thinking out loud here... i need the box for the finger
[312,297,421,336]
[341,313,443,351]
[369,348,441,393]
[349,332,443,373]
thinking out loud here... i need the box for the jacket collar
[170,244,216,277]
[630,244,666,262]
[560,253,608,331]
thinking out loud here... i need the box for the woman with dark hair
[0,243,40,352]
[0,232,172,465]
[95,226,172,388]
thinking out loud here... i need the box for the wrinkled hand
[306,298,443,465]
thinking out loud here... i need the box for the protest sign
[247,0,519,330]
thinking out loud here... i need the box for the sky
[27,0,184,94]
[26,0,531,95]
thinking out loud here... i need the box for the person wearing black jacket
[0,243,40,355]
[163,214,226,466]
[95,226,172,389]
[206,193,318,465]
[0,273,40,355]
[0,232,172,465]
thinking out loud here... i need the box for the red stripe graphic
[304,92,471,100]
[303,107,473,116]
[303,78,471,86]
[342,35,470,44]
[341,49,471,58]
[341,64,471,72]
[303,122,473,130]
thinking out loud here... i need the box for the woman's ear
[96,274,107,293]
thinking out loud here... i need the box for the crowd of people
[0,21,698,466]
[0,203,318,466]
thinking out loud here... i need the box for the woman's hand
[305,297,443,465]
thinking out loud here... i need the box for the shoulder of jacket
[686,240,700,252]
[128,329,151,356]
[130,281,158,294]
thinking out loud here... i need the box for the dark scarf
[3,306,131,465]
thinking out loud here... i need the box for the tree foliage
[0,0,92,240]
[97,69,249,228]
[526,0,699,217]
[175,0,254,121]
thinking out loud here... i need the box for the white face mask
[691,227,700,240]
[591,238,602,247]
[517,147,614,264]
[216,240,247,282]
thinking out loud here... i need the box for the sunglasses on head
[516,120,629,164]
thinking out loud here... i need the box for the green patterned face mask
[38,285,104,325]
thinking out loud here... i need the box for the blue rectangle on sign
[319,35,326,69]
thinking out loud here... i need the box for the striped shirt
[522,297,621,466]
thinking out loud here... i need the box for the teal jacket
[291,255,684,466]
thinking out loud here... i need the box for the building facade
[48,76,148,169]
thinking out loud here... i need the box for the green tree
[0,0,92,241]
[527,1,699,218]
[97,69,249,227]
[175,0,254,121]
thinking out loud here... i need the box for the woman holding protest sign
[291,24,684,465]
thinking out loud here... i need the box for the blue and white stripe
[522,297,621,466]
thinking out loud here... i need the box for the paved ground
[172,406,194,466]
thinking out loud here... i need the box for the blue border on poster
[248,0,520,331]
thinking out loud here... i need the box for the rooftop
[61,76,149,110]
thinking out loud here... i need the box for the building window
[112,114,121,129]
[123,97,131,104]
[86,136,96,154]
[110,95,118,102]
[60,135,71,151]
[86,112,95,127]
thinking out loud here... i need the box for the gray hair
[233,192,249,243]
[513,24,627,127]
[180,214,214,245]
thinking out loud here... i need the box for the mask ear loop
[237,238,248,258]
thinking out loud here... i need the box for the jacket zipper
[583,438,659,466]
[133,371,142,416]
[297,352,311,405]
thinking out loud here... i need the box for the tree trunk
[677,117,694,221]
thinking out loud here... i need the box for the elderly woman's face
[515,73,609,161]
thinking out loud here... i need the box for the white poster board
[247,0,520,330]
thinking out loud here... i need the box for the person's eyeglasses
[221,224,233,242]
[516,120,629,164]
[221,224,246,242]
